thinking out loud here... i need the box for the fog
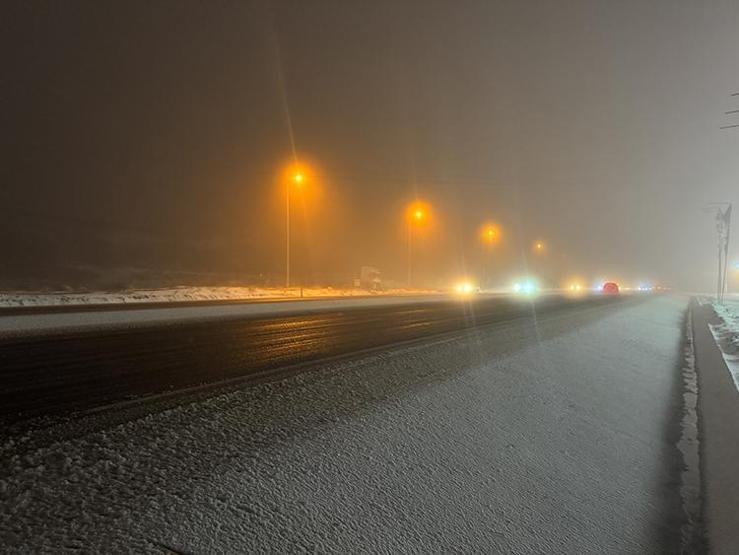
[2,1,738,291]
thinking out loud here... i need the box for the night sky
[2,1,738,290]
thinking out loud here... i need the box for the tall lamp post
[406,202,429,288]
[286,170,305,289]
[480,223,501,288]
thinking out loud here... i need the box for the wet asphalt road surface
[0,294,626,423]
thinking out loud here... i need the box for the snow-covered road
[0,296,688,553]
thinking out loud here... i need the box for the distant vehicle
[602,282,619,294]
[454,280,479,296]
[513,279,538,296]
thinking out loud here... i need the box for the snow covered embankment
[708,301,739,392]
[0,286,434,309]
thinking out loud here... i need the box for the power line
[721,92,739,130]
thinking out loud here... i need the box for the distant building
[359,266,382,290]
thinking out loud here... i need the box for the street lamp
[284,164,309,289]
[534,240,545,253]
[479,223,501,289]
[480,223,501,246]
[406,201,430,287]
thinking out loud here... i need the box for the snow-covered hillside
[0,286,434,308]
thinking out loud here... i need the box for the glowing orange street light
[480,223,501,245]
[534,240,545,253]
[406,201,431,287]
[407,202,430,225]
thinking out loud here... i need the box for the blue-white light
[513,279,538,296]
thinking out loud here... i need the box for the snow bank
[0,286,435,308]
[708,301,739,392]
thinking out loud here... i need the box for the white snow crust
[0,286,435,308]
[708,300,739,391]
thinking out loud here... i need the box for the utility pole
[719,204,732,302]
[715,91,739,302]
[707,203,732,304]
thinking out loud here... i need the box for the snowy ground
[0,296,687,553]
[707,298,739,392]
[0,286,437,309]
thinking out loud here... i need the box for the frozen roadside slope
[0,296,687,553]
[707,299,739,391]
[0,286,435,308]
